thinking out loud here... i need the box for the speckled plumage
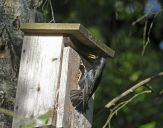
[70,56,106,112]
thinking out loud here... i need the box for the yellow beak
[88,54,97,59]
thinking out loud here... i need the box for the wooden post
[12,23,115,128]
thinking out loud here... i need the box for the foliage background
[41,0,163,128]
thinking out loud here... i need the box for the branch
[103,90,152,128]
[0,108,14,117]
[132,10,162,26]
[105,72,163,109]
[132,14,147,26]
[142,14,158,56]
[49,0,55,23]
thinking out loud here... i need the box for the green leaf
[38,113,49,123]
[140,122,156,128]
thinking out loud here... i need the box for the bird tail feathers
[70,90,88,112]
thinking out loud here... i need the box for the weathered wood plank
[20,23,115,58]
[56,46,93,128]
[12,35,64,128]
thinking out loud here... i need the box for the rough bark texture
[0,0,44,127]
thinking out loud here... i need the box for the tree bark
[0,0,44,127]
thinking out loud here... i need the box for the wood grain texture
[56,46,93,128]
[12,35,64,128]
[20,23,115,58]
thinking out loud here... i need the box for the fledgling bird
[70,56,106,112]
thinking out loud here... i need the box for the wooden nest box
[12,23,115,128]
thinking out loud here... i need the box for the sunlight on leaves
[140,122,156,128]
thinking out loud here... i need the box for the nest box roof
[21,23,115,58]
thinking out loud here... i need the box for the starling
[70,56,106,112]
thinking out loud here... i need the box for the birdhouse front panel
[12,35,64,127]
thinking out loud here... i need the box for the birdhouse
[12,23,115,128]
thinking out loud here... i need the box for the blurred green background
[41,0,163,127]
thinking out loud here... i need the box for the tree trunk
[0,0,44,127]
